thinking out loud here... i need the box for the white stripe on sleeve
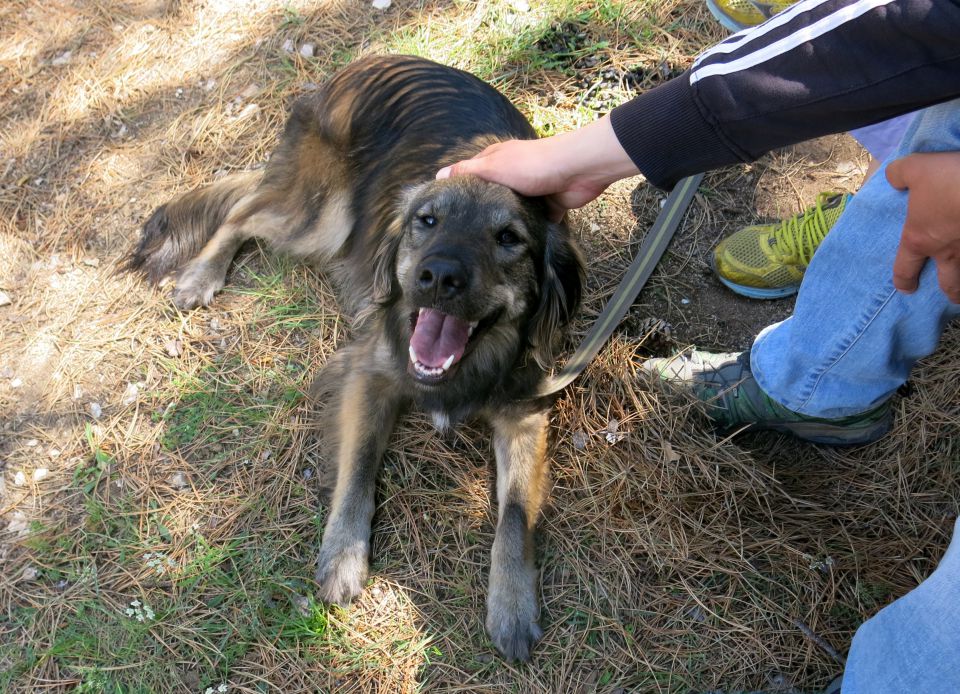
[691,0,897,85]
[693,0,833,68]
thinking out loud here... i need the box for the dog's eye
[496,228,520,246]
[418,214,437,227]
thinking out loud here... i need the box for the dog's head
[375,177,583,391]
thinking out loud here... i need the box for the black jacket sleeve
[610,0,960,189]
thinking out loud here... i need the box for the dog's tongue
[410,309,470,368]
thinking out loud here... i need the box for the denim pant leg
[841,518,960,694]
[750,98,960,418]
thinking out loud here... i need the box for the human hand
[886,151,960,303]
[436,115,639,222]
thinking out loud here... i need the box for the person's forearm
[547,115,640,191]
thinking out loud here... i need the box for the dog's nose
[416,256,469,299]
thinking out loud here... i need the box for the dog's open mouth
[407,307,489,383]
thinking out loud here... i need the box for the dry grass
[2,1,958,692]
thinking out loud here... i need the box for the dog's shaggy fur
[129,54,584,661]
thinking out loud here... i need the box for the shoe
[643,349,891,445]
[705,0,798,31]
[712,192,850,299]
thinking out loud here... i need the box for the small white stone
[571,430,589,450]
[14,471,26,486]
[282,39,295,53]
[88,402,102,419]
[122,382,140,406]
[293,594,311,617]
[0,291,10,306]
[6,512,29,535]
[168,471,190,490]
[21,566,39,581]
[237,103,260,120]
[33,468,49,482]
[371,0,391,8]
[10,377,22,388]
[299,43,315,58]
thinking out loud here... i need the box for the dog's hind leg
[171,194,288,310]
[315,350,404,604]
[129,171,262,287]
[485,407,549,661]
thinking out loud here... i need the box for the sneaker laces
[770,192,839,266]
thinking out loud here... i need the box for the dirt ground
[2,1,958,693]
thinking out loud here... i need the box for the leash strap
[538,173,703,397]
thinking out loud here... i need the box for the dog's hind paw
[315,540,369,606]
[171,262,225,310]
[486,581,543,661]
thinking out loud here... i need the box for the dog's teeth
[409,345,418,363]
[468,321,478,336]
[442,354,455,371]
[418,307,426,317]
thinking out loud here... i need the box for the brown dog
[129,54,584,661]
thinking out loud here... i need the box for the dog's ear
[529,221,584,369]
[372,184,427,305]
[373,181,431,305]
[372,226,403,305]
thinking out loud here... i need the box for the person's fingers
[885,155,909,190]
[437,159,479,180]
[436,144,501,179]
[936,258,960,304]
[892,242,927,294]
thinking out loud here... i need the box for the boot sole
[736,408,893,446]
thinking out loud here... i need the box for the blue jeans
[750,99,960,692]
[751,99,960,419]
[842,518,960,693]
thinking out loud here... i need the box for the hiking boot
[712,192,850,299]
[705,0,798,31]
[643,350,891,445]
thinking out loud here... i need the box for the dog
[128,54,584,661]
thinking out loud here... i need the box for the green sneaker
[712,192,850,299]
[705,0,799,32]
[644,349,891,445]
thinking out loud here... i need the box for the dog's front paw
[172,262,224,310]
[315,539,369,606]
[486,572,543,662]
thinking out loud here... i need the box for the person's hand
[886,151,960,303]
[436,115,640,222]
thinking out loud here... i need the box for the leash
[538,173,704,397]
